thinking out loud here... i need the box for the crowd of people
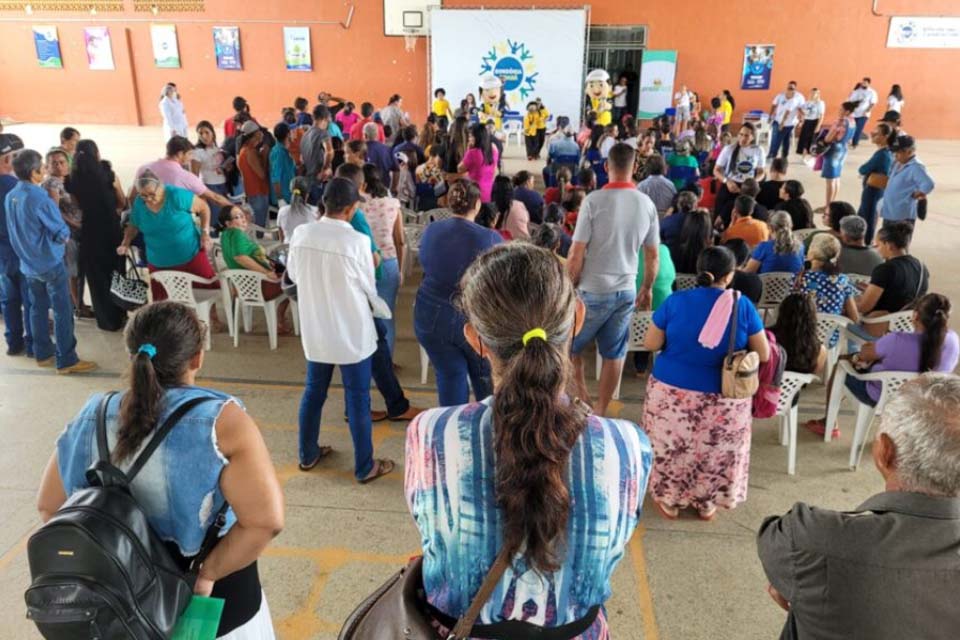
[3,76,958,640]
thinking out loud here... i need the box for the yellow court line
[199,377,438,400]
[629,524,661,640]
[0,529,34,574]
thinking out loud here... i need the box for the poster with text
[151,24,181,68]
[741,44,774,90]
[283,27,311,71]
[638,50,677,119]
[84,27,115,70]
[33,25,63,69]
[213,26,241,70]
[430,9,587,126]
[887,16,960,48]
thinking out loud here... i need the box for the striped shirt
[405,397,652,630]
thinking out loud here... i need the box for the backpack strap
[126,396,217,483]
[86,392,127,488]
[726,291,741,359]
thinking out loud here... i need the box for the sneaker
[56,360,99,375]
[5,345,25,357]
[36,356,56,368]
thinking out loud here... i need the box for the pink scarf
[698,289,735,349]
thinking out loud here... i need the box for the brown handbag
[866,172,889,189]
[721,292,760,399]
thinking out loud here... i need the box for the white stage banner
[638,50,677,120]
[430,9,586,125]
[888,17,960,48]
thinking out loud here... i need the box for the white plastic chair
[419,345,430,385]
[595,311,655,400]
[149,271,221,350]
[825,360,919,468]
[773,372,818,475]
[221,269,299,350]
[674,273,698,291]
[793,228,819,244]
[403,223,427,279]
[424,207,453,223]
[845,273,871,289]
[402,208,422,224]
[758,272,797,320]
[816,313,853,380]
[843,311,915,348]
[503,119,523,147]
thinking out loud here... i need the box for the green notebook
[171,596,225,640]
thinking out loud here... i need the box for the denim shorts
[571,289,635,360]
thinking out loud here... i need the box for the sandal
[299,445,334,471]
[653,500,679,520]
[804,418,840,439]
[359,458,396,484]
[698,505,718,522]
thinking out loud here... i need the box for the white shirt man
[772,89,805,127]
[850,79,878,118]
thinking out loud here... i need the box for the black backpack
[25,393,226,639]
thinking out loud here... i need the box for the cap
[322,177,361,211]
[0,133,25,156]
[239,120,260,136]
[479,74,502,90]
[586,69,610,83]
[889,134,915,152]
[394,151,409,165]
[879,110,901,124]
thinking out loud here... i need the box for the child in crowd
[534,98,550,158]
[523,102,539,161]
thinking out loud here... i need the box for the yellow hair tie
[522,328,548,346]
[292,189,302,196]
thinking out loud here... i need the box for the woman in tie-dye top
[405,243,652,637]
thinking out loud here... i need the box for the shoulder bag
[866,172,888,189]
[110,253,149,311]
[721,292,760,399]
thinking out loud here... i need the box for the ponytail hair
[362,163,389,198]
[808,233,842,277]
[769,210,800,256]
[555,166,572,195]
[447,178,481,215]
[916,293,951,373]
[695,246,736,287]
[457,244,582,571]
[116,302,206,462]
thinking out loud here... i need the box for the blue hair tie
[137,343,157,359]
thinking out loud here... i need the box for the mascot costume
[585,69,612,126]
[478,74,504,132]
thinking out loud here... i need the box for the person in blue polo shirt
[0,133,32,357]
[880,135,934,228]
[5,148,97,374]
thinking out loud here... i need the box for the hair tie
[702,271,715,284]
[292,188,302,196]
[522,328,548,346]
[137,343,157,360]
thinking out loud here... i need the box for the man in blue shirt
[0,133,32,357]
[5,148,97,374]
[880,135,935,227]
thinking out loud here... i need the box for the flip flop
[299,445,334,471]
[804,418,840,439]
[359,458,395,484]
[698,505,718,522]
[653,500,679,520]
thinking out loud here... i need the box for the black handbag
[25,393,225,639]
[110,253,149,311]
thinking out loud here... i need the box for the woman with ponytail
[276,176,317,241]
[843,293,959,408]
[745,210,804,274]
[642,246,770,520]
[406,243,652,637]
[38,301,284,638]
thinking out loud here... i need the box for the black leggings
[796,119,819,155]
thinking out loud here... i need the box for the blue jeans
[414,292,492,407]
[768,123,795,160]
[845,375,877,407]
[571,289,635,360]
[858,185,883,245]
[371,318,409,416]
[247,193,269,228]
[376,258,401,353]
[0,266,33,355]
[298,357,374,480]
[851,116,868,148]
[26,263,78,369]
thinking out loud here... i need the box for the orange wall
[1,0,959,138]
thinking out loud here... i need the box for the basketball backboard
[384,0,442,36]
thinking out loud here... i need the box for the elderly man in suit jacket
[757,373,960,640]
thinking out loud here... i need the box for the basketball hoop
[403,29,418,52]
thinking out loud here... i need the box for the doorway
[587,25,647,120]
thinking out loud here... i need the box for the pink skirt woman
[642,375,752,513]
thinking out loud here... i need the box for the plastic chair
[825,360,919,468]
[674,273,698,291]
[843,311,915,348]
[221,269,299,350]
[424,208,453,223]
[149,271,221,350]
[595,311,655,400]
[759,272,797,319]
[403,223,427,279]
[815,313,853,380]
[845,273,871,289]
[773,372,818,475]
[402,207,422,224]
[419,345,430,385]
[793,228,820,244]
[503,120,523,147]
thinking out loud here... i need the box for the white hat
[586,69,610,83]
[480,74,502,90]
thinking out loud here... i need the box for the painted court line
[629,525,661,640]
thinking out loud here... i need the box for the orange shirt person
[722,195,770,248]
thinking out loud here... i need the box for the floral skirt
[642,376,752,511]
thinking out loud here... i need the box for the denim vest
[56,386,238,556]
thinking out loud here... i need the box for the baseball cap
[889,134,915,152]
[0,133,25,156]
[322,177,361,212]
[394,151,409,166]
[239,120,260,136]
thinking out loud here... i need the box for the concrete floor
[0,122,957,639]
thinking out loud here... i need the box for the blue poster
[741,44,774,90]
[33,25,63,69]
[213,26,241,70]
